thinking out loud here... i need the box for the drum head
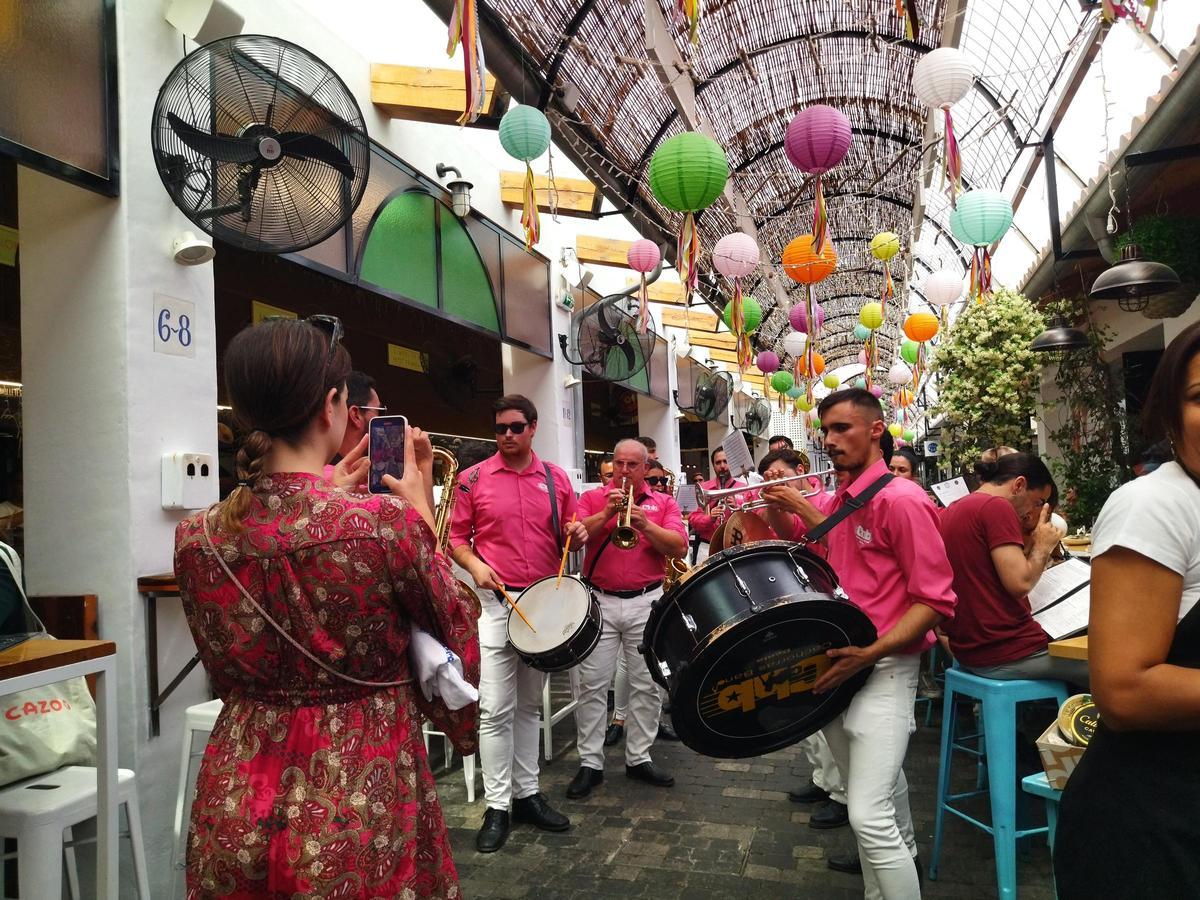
[507,576,590,654]
[670,595,877,759]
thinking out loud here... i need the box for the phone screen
[368,415,408,494]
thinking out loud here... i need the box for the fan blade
[167,112,257,164]
[278,132,355,180]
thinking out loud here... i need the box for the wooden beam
[499,172,601,217]
[370,64,502,125]
[576,234,632,267]
[659,308,719,331]
[688,330,736,351]
[647,281,688,305]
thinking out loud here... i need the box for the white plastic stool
[0,766,149,900]
[540,668,580,761]
[421,721,478,803]
[171,699,223,900]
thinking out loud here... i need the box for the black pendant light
[1089,243,1181,312]
[1031,315,1089,353]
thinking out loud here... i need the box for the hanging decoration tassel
[520,162,540,251]
[943,108,962,205]
[970,246,993,302]
[896,0,917,40]
[677,212,700,297]
[881,260,894,308]
[677,0,701,45]
[447,0,486,125]
[731,279,751,371]
[811,177,829,256]
[637,270,650,335]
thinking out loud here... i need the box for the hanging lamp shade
[1031,315,1090,352]
[784,105,853,174]
[771,371,795,393]
[900,339,920,365]
[924,269,965,306]
[712,233,760,278]
[857,348,869,366]
[894,388,915,408]
[786,385,804,400]
[795,396,814,413]
[782,235,837,283]
[648,133,729,212]
[498,106,552,161]
[723,295,762,333]
[860,302,884,330]
[756,350,780,374]
[789,301,825,333]
[912,48,975,109]
[868,384,884,398]
[781,330,808,358]
[1089,243,1181,303]
[902,428,916,443]
[853,376,867,389]
[950,190,1013,246]
[869,231,901,261]
[904,312,940,342]
[627,239,660,273]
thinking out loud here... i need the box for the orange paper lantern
[782,235,837,284]
[797,351,826,378]
[894,388,915,408]
[903,312,939,342]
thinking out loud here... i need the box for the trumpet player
[687,447,748,564]
[569,439,688,800]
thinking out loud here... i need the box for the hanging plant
[931,286,1044,474]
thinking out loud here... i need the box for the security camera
[173,231,215,266]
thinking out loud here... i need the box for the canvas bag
[0,542,97,787]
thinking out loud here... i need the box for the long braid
[219,429,272,532]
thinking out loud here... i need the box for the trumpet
[695,469,836,512]
[612,480,640,550]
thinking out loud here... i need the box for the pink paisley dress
[174,472,480,899]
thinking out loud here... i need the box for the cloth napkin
[410,627,479,710]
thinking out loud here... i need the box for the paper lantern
[853,377,867,389]
[951,189,1013,247]
[781,331,808,358]
[857,348,868,366]
[902,428,916,443]
[904,312,940,343]
[712,233,759,279]
[811,416,822,430]
[795,396,814,413]
[822,374,840,390]
[627,239,660,273]
[924,269,965,307]
[771,371,795,394]
[888,422,903,438]
[868,384,884,398]
[785,105,853,173]
[499,105,551,161]
[756,350,780,373]
[870,232,901,261]
[796,352,825,378]
[789,302,825,334]
[782,235,837,284]
[913,48,973,203]
[648,133,729,295]
[888,362,914,385]
[786,385,804,400]
[895,388,915,407]
[723,296,762,333]
[900,339,920,365]
[860,303,884,330]
[853,323,871,341]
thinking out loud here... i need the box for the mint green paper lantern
[722,296,762,333]
[853,376,866,389]
[499,106,552,162]
[786,385,804,399]
[853,323,871,341]
[950,189,1013,246]
[648,133,729,212]
[770,371,795,393]
[900,339,920,365]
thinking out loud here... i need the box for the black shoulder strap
[543,462,563,553]
[805,472,894,544]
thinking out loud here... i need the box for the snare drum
[506,575,603,672]
[640,541,876,758]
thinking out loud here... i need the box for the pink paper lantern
[868,384,884,398]
[712,233,759,279]
[857,348,868,366]
[785,105,853,174]
[788,302,825,334]
[627,239,660,273]
[756,350,780,374]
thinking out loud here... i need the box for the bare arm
[813,602,945,694]
[991,505,1063,597]
[1088,546,1200,731]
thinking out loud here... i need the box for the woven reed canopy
[439,0,1096,370]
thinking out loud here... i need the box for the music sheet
[676,483,701,514]
[721,432,755,479]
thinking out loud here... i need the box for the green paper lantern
[888,422,903,437]
[810,416,821,430]
[648,133,729,212]
[902,428,916,443]
[499,105,552,162]
[900,339,920,365]
[786,386,804,399]
[795,396,814,412]
[822,374,840,390]
[950,189,1013,247]
[853,323,871,341]
[770,371,795,393]
[722,296,762,333]
[860,302,884,330]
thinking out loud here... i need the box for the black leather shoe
[566,766,604,799]
[512,792,570,832]
[625,762,674,787]
[809,799,850,830]
[604,722,625,747]
[475,808,510,853]
[826,850,861,874]
[656,721,680,742]
[788,780,830,804]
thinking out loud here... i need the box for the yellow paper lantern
[888,422,903,437]
[822,374,840,390]
[795,396,814,413]
[869,231,901,261]
[860,303,884,330]
[904,312,940,343]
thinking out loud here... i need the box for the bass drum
[640,541,877,759]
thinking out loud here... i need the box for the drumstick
[556,513,576,588]
[497,585,537,633]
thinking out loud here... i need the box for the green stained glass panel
[360,192,437,308]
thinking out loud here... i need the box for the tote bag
[0,543,97,787]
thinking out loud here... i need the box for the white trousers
[478,592,546,810]
[823,654,921,900]
[801,730,847,805]
[612,652,665,722]
[576,586,663,769]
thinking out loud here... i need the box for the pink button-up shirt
[687,477,749,541]
[578,485,687,593]
[788,458,956,652]
[448,452,578,588]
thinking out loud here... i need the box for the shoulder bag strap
[201,509,412,688]
[543,462,563,553]
[804,472,895,544]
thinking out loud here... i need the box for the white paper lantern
[781,330,808,358]
[912,48,975,110]
[924,269,965,307]
[888,361,914,386]
[712,233,760,279]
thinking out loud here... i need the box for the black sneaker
[512,792,570,832]
[475,808,510,853]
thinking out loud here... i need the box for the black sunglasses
[263,314,344,379]
[645,476,667,486]
[494,422,530,435]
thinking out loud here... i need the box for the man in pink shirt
[762,388,956,899]
[687,447,747,563]
[449,395,588,853]
[567,439,688,800]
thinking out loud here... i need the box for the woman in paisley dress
[174,317,479,899]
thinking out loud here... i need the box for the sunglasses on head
[263,314,345,381]
[494,421,529,435]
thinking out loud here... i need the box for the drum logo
[702,646,833,716]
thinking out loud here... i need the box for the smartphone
[368,415,408,494]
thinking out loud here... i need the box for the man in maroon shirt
[939,452,1088,688]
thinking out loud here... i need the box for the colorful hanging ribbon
[943,108,962,205]
[896,0,916,40]
[447,0,486,125]
[677,212,700,297]
[637,271,650,335]
[520,162,540,250]
[969,246,993,302]
[812,177,829,256]
[882,260,894,307]
[731,279,751,371]
[678,0,701,45]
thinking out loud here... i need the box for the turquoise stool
[1022,772,1062,899]
[929,668,1070,899]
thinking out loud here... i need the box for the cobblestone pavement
[430,676,1057,900]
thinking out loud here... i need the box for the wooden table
[0,639,118,898]
[138,573,202,739]
[1048,636,1088,660]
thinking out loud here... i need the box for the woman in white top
[1054,321,1200,898]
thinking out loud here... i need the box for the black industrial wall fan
[675,365,732,422]
[151,35,370,254]
[560,292,658,383]
[734,393,773,437]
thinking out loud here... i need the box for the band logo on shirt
[855,524,873,545]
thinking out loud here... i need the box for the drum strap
[804,472,894,544]
[543,462,563,554]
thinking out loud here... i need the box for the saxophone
[660,467,689,589]
[432,447,482,618]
